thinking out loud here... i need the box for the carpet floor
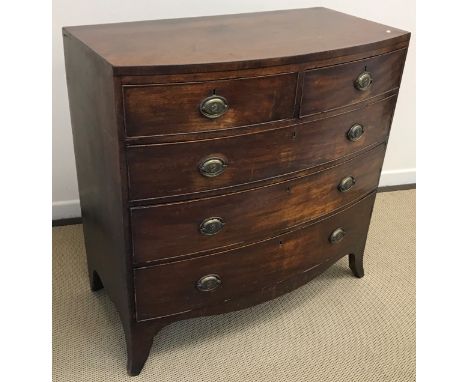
[53,190,415,382]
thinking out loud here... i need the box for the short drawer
[300,49,406,116]
[134,192,376,321]
[123,73,297,137]
[127,96,396,201]
[131,144,385,264]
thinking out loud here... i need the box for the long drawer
[300,49,406,116]
[131,144,385,264]
[127,96,395,201]
[123,73,298,137]
[134,192,376,321]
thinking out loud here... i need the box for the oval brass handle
[347,124,365,141]
[200,95,228,118]
[196,274,222,292]
[338,176,356,192]
[200,217,225,236]
[329,228,346,244]
[199,157,227,178]
[354,71,373,91]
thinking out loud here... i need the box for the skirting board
[52,199,81,221]
[52,168,416,224]
[378,168,416,188]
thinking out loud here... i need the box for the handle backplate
[199,157,227,178]
[196,274,222,292]
[347,124,365,141]
[200,217,225,236]
[329,228,346,244]
[354,71,373,91]
[338,176,356,192]
[200,95,228,118]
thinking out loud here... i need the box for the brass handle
[200,95,228,118]
[199,157,227,178]
[354,71,373,91]
[196,274,222,292]
[347,124,365,141]
[338,176,356,192]
[200,217,225,236]
[329,228,346,244]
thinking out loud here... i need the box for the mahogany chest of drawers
[63,7,410,376]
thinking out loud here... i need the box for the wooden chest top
[63,7,410,75]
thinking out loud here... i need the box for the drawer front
[123,73,297,137]
[134,192,376,321]
[127,96,395,201]
[300,49,406,116]
[131,144,385,264]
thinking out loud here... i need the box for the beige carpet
[53,190,415,382]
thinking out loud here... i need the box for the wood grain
[63,7,409,75]
[300,48,407,116]
[134,192,376,321]
[63,31,139,367]
[131,144,385,264]
[127,96,396,201]
[123,73,297,137]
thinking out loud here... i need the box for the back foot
[349,253,364,278]
[89,268,104,291]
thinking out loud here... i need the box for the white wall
[52,0,415,219]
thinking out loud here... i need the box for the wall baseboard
[377,183,415,193]
[379,168,416,187]
[52,199,81,221]
[52,168,416,225]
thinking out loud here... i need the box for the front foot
[349,253,364,278]
[126,330,154,376]
[125,322,166,376]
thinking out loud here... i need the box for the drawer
[134,192,376,321]
[300,49,406,116]
[127,96,396,201]
[131,144,385,264]
[123,73,298,137]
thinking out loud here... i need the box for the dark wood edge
[377,183,415,193]
[112,38,410,76]
[119,46,409,86]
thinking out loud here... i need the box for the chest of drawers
[63,7,410,375]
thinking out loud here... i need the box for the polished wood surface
[63,30,136,357]
[134,192,376,321]
[123,73,297,137]
[127,96,396,201]
[123,90,400,146]
[131,144,385,264]
[301,48,407,116]
[63,7,409,75]
[63,7,410,375]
